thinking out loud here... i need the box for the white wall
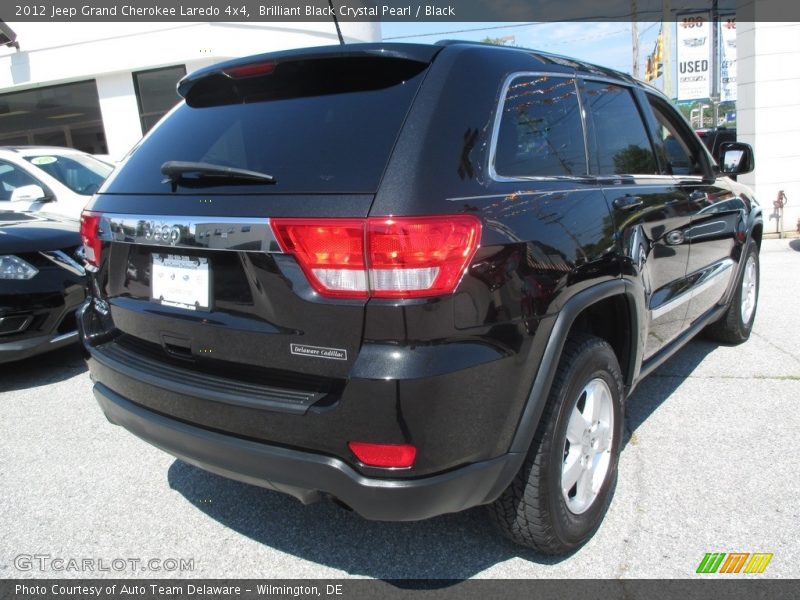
[738,21,800,235]
[0,21,381,158]
[95,73,144,158]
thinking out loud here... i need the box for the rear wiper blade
[161,161,276,190]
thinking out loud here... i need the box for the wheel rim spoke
[562,449,582,494]
[596,428,611,452]
[594,383,608,423]
[566,407,587,444]
[576,465,594,506]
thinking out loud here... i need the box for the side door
[641,94,743,327]
[582,79,694,360]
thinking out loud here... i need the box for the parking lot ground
[1,238,798,579]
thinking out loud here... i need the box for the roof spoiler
[177,43,442,100]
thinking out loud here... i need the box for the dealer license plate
[151,254,210,311]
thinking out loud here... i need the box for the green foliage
[480,36,516,46]
[613,144,657,174]
[675,100,737,129]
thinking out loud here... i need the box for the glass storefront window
[133,65,186,133]
[0,80,107,153]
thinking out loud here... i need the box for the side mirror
[718,142,754,176]
[10,184,49,203]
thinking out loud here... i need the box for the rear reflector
[80,211,103,267]
[271,216,480,299]
[348,442,417,468]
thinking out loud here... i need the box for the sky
[380,21,662,76]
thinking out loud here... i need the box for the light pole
[662,0,672,98]
[632,0,640,79]
[710,0,720,127]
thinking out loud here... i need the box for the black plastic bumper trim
[91,341,325,415]
[94,382,523,521]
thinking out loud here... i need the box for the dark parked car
[0,211,86,363]
[78,42,761,554]
[695,127,736,161]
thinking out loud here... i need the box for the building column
[738,21,800,235]
[96,72,143,160]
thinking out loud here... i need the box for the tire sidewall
[545,342,624,548]
[735,244,760,336]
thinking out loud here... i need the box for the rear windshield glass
[103,57,429,195]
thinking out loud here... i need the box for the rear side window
[103,57,429,195]
[494,76,587,178]
[583,81,657,175]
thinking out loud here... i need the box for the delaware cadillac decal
[290,344,347,361]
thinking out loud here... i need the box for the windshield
[24,153,113,196]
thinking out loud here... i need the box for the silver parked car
[0,146,114,220]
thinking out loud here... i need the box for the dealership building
[0,21,379,157]
[737,22,800,236]
[0,19,797,233]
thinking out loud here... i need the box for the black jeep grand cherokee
[79,42,761,554]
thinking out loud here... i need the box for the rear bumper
[94,382,523,521]
[80,289,537,477]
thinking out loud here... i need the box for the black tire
[489,334,624,554]
[705,243,759,344]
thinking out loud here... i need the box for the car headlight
[0,255,39,280]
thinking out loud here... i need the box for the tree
[480,36,516,46]
[613,144,657,174]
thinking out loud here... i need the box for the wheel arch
[751,220,763,250]
[509,279,643,454]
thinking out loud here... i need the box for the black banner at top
[0,0,793,23]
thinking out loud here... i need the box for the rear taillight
[271,219,367,298]
[368,217,481,298]
[80,211,103,267]
[271,216,481,299]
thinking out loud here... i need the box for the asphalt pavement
[1,238,798,580]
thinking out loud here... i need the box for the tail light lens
[272,216,480,299]
[271,219,367,298]
[368,217,481,298]
[348,442,417,468]
[80,211,103,267]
